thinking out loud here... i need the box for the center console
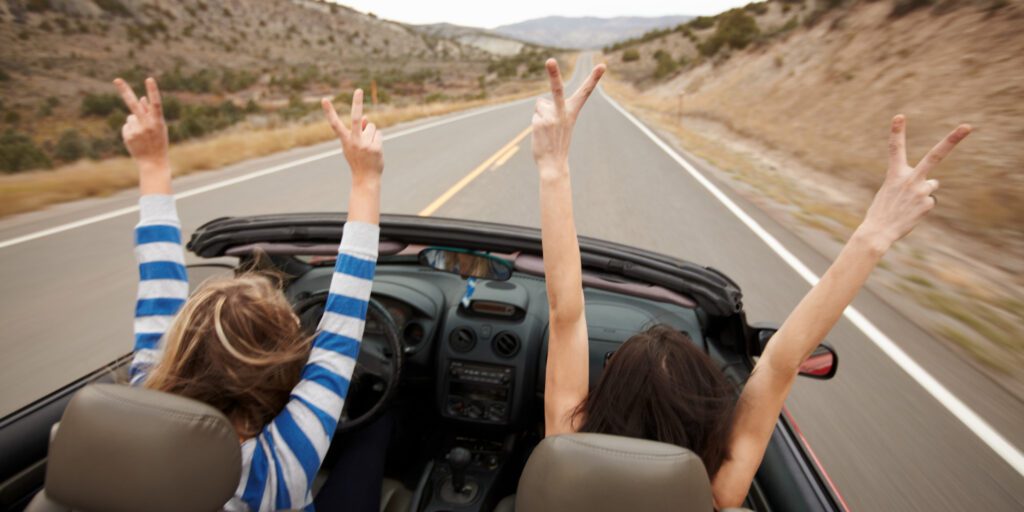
[443,361,515,424]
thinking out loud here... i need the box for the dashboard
[286,263,705,428]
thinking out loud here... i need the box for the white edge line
[0,96,536,250]
[598,87,1024,477]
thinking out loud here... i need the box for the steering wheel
[294,294,403,433]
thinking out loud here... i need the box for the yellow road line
[491,144,520,170]
[418,126,531,217]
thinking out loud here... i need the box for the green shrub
[0,69,10,82]
[80,93,125,117]
[699,9,760,56]
[27,0,51,12]
[4,110,21,124]
[891,0,935,17]
[95,0,130,16]
[0,130,52,173]
[745,1,769,15]
[622,49,640,62]
[653,51,679,79]
[54,129,87,162]
[689,16,716,30]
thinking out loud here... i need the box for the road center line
[0,96,536,251]
[598,87,1024,477]
[491,145,520,170]
[418,126,531,217]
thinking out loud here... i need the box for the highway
[1,54,1022,510]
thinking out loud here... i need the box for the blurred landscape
[0,0,568,216]
[600,0,1024,393]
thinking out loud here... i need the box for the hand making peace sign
[114,77,171,195]
[321,89,384,187]
[860,115,972,247]
[531,58,606,173]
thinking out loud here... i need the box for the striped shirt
[130,195,379,511]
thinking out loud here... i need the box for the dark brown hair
[574,324,737,476]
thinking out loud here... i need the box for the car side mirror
[753,325,838,380]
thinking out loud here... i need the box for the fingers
[546,59,565,114]
[888,114,906,169]
[139,97,151,116]
[361,115,368,131]
[925,178,940,194]
[350,89,364,135]
[321,97,349,139]
[145,77,163,118]
[916,124,972,177]
[363,121,377,143]
[371,129,383,150]
[569,64,606,116]
[113,78,143,117]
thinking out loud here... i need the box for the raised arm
[712,116,971,507]
[114,77,188,385]
[533,59,605,436]
[236,90,384,510]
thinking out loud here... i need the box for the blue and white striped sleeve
[234,221,379,511]
[129,195,189,386]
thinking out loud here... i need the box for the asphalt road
[1,54,1022,510]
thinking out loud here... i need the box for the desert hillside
[493,15,692,49]
[0,0,557,172]
[603,0,1024,387]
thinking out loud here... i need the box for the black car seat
[25,383,242,512]
[494,433,753,512]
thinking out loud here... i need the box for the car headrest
[516,433,714,512]
[45,383,241,512]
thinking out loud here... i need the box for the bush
[653,51,679,79]
[95,0,130,16]
[699,9,760,56]
[0,130,52,173]
[689,16,717,30]
[891,0,935,17]
[622,49,640,62]
[0,69,10,82]
[745,1,769,15]
[81,93,126,117]
[54,129,87,162]
[27,0,51,12]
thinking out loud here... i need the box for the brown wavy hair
[574,325,737,477]
[144,273,311,439]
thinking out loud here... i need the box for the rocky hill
[414,22,539,56]
[0,0,557,171]
[493,15,692,49]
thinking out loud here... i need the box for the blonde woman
[116,76,384,511]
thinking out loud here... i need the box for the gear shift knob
[447,447,472,493]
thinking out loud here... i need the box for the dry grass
[0,88,545,219]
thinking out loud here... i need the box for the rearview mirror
[418,247,513,281]
[753,325,838,380]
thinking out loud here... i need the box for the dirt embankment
[603,0,1024,394]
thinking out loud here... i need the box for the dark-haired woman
[531,59,970,508]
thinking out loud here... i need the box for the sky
[336,1,751,28]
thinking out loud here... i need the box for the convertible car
[0,213,845,512]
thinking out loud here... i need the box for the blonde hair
[144,273,311,439]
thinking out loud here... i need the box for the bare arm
[533,59,605,436]
[712,116,972,507]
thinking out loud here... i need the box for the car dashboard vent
[449,327,476,353]
[492,331,521,358]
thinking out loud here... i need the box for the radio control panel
[443,361,515,424]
